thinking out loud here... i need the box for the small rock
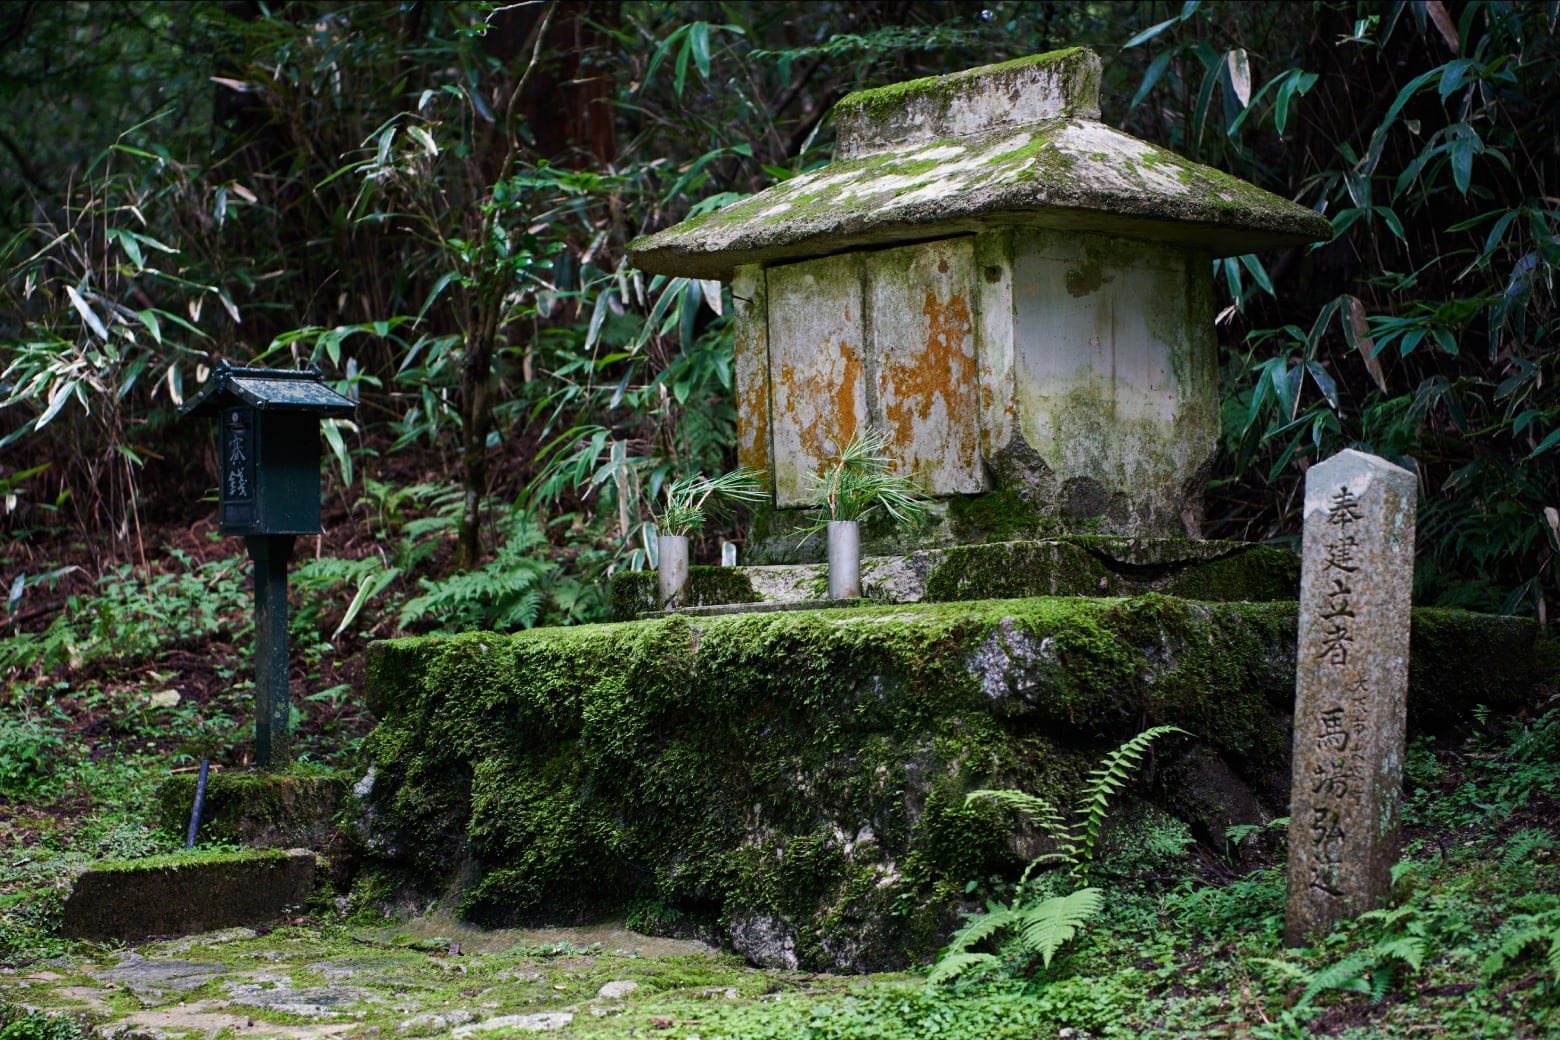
[595,980,639,1000]
[397,1010,477,1035]
[451,1013,573,1035]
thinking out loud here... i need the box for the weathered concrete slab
[59,849,317,942]
[766,253,866,504]
[731,264,773,487]
[997,228,1218,533]
[866,238,985,495]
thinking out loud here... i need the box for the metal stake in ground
[1285,448,1417,945]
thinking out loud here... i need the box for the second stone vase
[657,533,690,609]
[827,520,861,601]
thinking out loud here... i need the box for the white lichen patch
[1050,124,1194,197]
[628,52,1331,280]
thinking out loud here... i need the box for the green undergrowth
[2,710,1555,1038]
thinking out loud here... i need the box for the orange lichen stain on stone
[880,289,978,479]
[734,332,770,475]
[775,338,863,480]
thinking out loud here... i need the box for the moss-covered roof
[629,49,1332,280]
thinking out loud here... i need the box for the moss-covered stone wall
[355,596,1537,972]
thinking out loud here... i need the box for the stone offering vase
[827,520,861,600]
[657,533,690,609]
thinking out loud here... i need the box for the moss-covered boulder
[158,766,348,849]
[355,595,1537,972]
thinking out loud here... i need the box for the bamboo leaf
[66,285,109,340]
[1226,48,1251,107]
[1425,0,1460,52]
[1129,49,1175,111]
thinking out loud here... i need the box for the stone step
[611,536,1299,620]
[59,848,318,942]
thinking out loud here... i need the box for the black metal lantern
[182,363,356,766]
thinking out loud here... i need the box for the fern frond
[1296,954,1373,1010]
[1483,925,1560,982]
[925,951,1000,985]
[496,587,545,629]
[966,788,1067,839]
[942,901,1020,956]
[1501,828,1556,872]
[1015,887,1104,968]
[1368,964,1394,1004]
[927,901,1020,985]
[1373,936,1426,974]
[1069,725,1187,876]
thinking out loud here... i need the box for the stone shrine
[629,47,1332,543]
[1286,449,1417,944]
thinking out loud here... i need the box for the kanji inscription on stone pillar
[1285,449,1417,945]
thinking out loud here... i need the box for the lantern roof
[181,363,356,419]
[629,48,1332,281]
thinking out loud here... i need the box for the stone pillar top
[835,47,1102,160]
[1303,449,1417,522]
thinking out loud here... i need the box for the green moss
[1406,608,1538,726]
[91,847,294,873]
[917,538,1297,604]
[946,487,1054,542]
[980,134,1079,179]
[835,47,1093,122]
[354,596,1540,973]
[923,541,1113,601]
[1163,545,1300,600]
[610,566,759,621]
[158,765,347,848]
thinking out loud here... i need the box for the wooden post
[246,534,296,767]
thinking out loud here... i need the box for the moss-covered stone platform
[610,536,1299,620]
[158,766,348,850]
[58,849,318,942]
[354,594,1537,973]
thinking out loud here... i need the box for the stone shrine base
[355,592,1539,973]
[610,536,1300,620]
[59,849,318,942]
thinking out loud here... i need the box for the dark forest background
[1,0,1556,644]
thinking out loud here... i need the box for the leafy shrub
[0,716,64,799]
[397,508,608,632]
[0,1001,84,1040]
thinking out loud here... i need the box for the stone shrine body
[630,48,1331,551]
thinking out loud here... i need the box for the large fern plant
[929,725,1187,984]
